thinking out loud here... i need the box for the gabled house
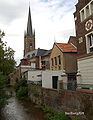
[74,0,93,90]
[50,42,77,72]
[50,42,77,90]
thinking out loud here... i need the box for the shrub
[0,73,8,89]
[0,89,8,109]
[44,112,70,120]
[0,73,9,109]
[15,78,27,92]
[16,86,28,99]
[15,78,28,99]
[35,105,70,120]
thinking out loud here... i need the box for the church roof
[24,48,48,59]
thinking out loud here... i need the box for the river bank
[0,87,45,120]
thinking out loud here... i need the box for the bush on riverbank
[0,73,9,109]
[15,78,28,99]
[35,105,80,120]
[35,105,71,120]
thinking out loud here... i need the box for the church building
[24,6,35,57]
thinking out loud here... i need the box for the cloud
[0,0,27,24]
[0,0,78,64]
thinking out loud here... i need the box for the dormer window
[27,55,30,58]
[32,53,35,57]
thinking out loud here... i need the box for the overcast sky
[0,0,77,65]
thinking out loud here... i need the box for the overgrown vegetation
[71,116,80,120]
[0,30,15,109]
[35,105,80,120]
[0,73,9,109]
[35,105,71,120]
[15,78,28,99]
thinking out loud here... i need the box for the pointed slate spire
[27,6,33,36]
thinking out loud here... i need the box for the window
[51,58,54,66]
[86,6,90,18]
[86,33,93,53]
[90,1,93,14]
[80,1,93,22]
[80,10,85,22]
[54,57,57,65]
[58,55,61,64]
[27,55,30,58]
[58,66,61,70]
[32,53,35,57]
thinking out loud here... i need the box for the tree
[0,73,8,109]
[0,30,15,109]
[0,30,16,75]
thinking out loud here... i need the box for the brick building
[74,0,93,89]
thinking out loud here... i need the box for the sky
[0,0,78,65]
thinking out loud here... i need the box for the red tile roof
[56,43,77,52]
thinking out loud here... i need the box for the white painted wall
[42,70,63,88]
[27,70,67,89]
[28,70,42,81]
[77,55,93,87]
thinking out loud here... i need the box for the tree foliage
[0,30,15,109]
[0,30,16,75]
[0,73,9,109]
[15,78,28,99]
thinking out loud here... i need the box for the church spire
[27,6,33,36]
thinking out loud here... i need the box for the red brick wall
[74,0,93,56]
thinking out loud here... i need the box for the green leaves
[0,73,8,89]
[0,73,9,109]
[15,78,28,99]
[0,30,15,109]
[0,30,16,75]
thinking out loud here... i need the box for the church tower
[24,6,35,56]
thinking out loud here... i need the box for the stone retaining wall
[28,84,93,120]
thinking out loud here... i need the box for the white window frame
[85,31,93,53]
[80,0,93,22]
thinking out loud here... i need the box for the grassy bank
[35,105,80,120]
